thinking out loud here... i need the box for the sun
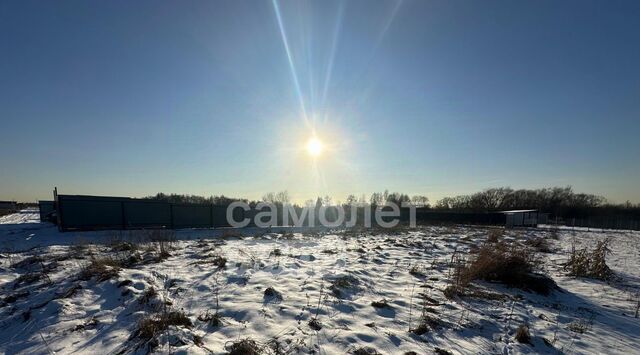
[306,137,323,157]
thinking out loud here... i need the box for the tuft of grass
[193,334,204,346]
[459,241,556,295]
[515,324,532,344]
[137,311,192,340]
[409,265,426,278]
[111,240,137,252]
[308,318,322,331]
[525,237,552,253]
[329,275,360,298]
[2,290,29,305]
[147,229,176,259]
[410,314,442,335]
[11,256,44,270]
[371,299,391,309]
[198,311,223,327]
[139,287,158,304]
[225,338,262,355]
[280,232,295,240]
[351,347,381,355]
[210,254,227,268]
[79,257,121,282]
[487,229,503,243]
[567,318,592,334]
[57,284,82,299]
[13,273,42,289]
[264,286,282,299]
[564,238,613,280]
[269,248,283,257]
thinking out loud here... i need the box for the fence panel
[212,205,239,227]
[58,196,124,230]
[124,200,171,228]
[38,201,55,222]
[172,204,212,228]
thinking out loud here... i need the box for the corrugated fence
[56,195,240,231]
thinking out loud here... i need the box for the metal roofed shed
[500,209,548,228]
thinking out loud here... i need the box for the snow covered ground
[1,212,639,354]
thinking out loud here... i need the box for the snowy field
[1,211,639,354]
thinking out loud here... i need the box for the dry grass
[197,310,223,327]
[269,248,283,257]
[329,275,360,298]
[409,265,426,278]
[564,238,613,280]
[487,229,503,243]
[138,287,158,304]
[308,318,322,331]
[371,299,391,308]
[515,324,532,344]
[110,240,137,252]
[525,237,552,253]
[458,242,556,295]
[204,254,227,268]
[263,286,282,299]
[410,313,442,335]
[225,338,262,355]
[351,347,381,355]
[79,257,122,282]
[147,229,176,259]
[137,311,192,340]
[11,256,44,270]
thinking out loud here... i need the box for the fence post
[169,204,174,229]
[209,204,214,228]
[121,201,126,230]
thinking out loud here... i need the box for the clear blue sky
[1,0,639,203]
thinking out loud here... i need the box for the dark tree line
[145,193,246,206]
[433,186,640,220]
[146,186,640,220]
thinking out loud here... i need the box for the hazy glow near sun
[306,137,323,157]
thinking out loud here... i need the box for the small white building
[500,209,548,228]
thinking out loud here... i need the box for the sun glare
[306,137,323,157]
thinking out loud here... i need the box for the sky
[1,0,639,204]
